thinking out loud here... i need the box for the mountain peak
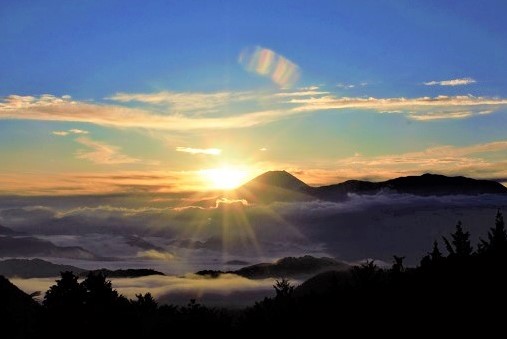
[233,170,312,203]
[245,170,309,190]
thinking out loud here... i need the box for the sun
[201,167,248,190]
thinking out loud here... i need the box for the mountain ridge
[195,255,351,279]
[233,171,507,202]
[0,258,165,278]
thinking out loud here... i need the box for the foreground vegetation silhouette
[1,211,506,337]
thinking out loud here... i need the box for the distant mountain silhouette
[384,173,507,195]
[245,170,309,190]
[0,258,87,278]
[196,255,350,279]
[234,255,350,279]
[318,173,507,199]
[0,224,24,235]
[124,235,165,251]
[233,170,313,202]
[0,235,98,260]
[224,260,250,265]
[232,171,507,202]
[81,268,165,278]
[0,258,165,279]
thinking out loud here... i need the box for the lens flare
[239,46,300,87]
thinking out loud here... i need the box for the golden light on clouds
[176,147,222,155]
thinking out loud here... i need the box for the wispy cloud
[2,92,507,133]
[75,137,140,165]
[424,77,476,86]
[176,147,221,155]
[274,86,328,97]
[336,83,355,89]
[52,128,89,136]
[346,140,507,167]
[108,91,253,114]
[409,111,479,121]
[0,168,242,195]
[0,94,289,130]
[137,249,175,261]
[289,94,507,120]
[69,128,89,134]
[336,82,368,89]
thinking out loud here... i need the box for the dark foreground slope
[0,276,41,338]
[2,212,507,337]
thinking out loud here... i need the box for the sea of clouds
[3,192,507,303]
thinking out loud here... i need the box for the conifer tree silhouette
[479,210,507,255]
[274,278,294,299]
[443,221,473,257]
[430,240,443,261]
[391,255,405,273]
[43,271,85,310]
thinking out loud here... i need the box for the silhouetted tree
[391,255,405,273]
[273,278,294,300]
[479,210,507,256]
[430,241,443,261]
[132,292,158,313]
[443,221,473,257]
[351,260,383,290]
[43,271,85,310]
[81,271,120,307]
[420,241,444,267]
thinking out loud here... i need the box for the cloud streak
[2,92,507,134]
[274,86,329,97]
[424,77,476,86]
[176,147,221,155]
[137,249,175,261]
[0,94,289,130]
[108,91,254,114]
[69,128,89,134]
[75,137,140,165]
[52,128,89,136]
[289,94,507,120]
[0,169,216,195]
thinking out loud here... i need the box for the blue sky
[1,0,507,194]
